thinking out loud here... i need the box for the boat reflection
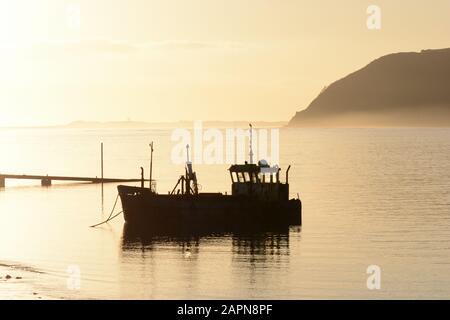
[118,224,300,298]
[121,223,298,257]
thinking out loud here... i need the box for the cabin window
[237,172,244,182]
[244,172,250,182]
[251,173,258,183]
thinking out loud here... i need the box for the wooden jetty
[0,174,145,188]
[0,142,150,188]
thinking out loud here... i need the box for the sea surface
[1,127,450,299]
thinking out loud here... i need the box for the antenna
[149,142,154,189]
[185,144,194,189]
[249,123,254,164]
[186,144,190,163]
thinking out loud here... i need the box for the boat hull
[117,185,302,230]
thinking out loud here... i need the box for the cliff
[288,48,450,127]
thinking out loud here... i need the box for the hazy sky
[0,0,449,126]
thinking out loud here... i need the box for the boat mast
[184,144,198,195]
[185,144,191,195]
[249,123,254,164]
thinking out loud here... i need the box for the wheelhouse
[229,161,291,201]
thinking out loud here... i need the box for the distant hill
[288,48,450,127]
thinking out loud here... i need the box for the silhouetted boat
[118,128,302,230]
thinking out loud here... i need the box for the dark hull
[118,185,302,230]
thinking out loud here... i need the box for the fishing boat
[117,129,302,230]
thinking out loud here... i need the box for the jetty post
[0,176,5,188]
[101,142,104,183]
[41,176,52,186]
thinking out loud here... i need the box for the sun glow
[1,0,450,127]
[0,1,42,45]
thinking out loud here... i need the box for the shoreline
[0,265,47,300]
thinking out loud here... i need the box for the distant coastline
[1,120,287,130]
[66,120,288,129]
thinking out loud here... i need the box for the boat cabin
[229,160,291,201]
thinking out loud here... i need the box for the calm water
[1,127,450,299]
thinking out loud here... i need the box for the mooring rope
[90,193,122,228]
